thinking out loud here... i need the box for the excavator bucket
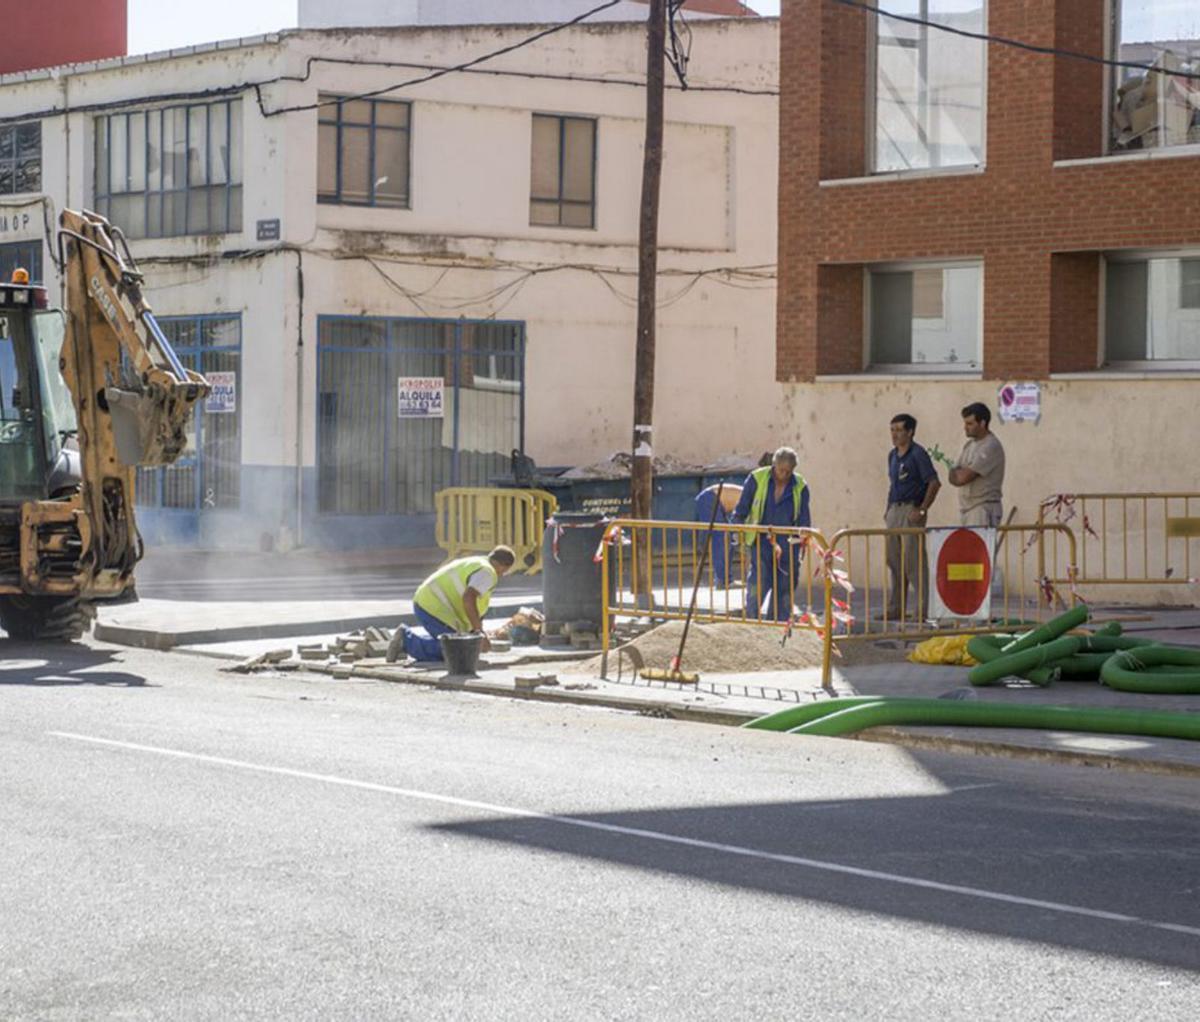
[57,209,209,469]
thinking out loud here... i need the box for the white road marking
[50,730,1200,939]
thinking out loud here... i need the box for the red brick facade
[0,0,126,75]
[777,0,1200,381]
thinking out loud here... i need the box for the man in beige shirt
[948,402,1005,527]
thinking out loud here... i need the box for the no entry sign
[928,527,995,620]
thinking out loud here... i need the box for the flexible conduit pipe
[786,698,1200,741]
[1000,605,1090,655]
[967,636,1083,687]
[1101,647,1200,695]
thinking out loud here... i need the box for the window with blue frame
[93,100,243,239]
[135,315,242,511]
[0,241,43,284]
[317,95,411,208]
[317,317,524,515]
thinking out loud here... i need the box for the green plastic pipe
[1000,605,1089,656]
[1101,646,1200,695]
[1053,653,1115,680]
[968,635,1082,687]
[965,634,1015,664]
[743,698,891,732]
[787,697,1200,741]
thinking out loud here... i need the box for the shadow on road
[0,642,150,688]
[432,778,1200,971]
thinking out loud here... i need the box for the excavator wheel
[0,596,98,642]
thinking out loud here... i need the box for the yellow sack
[907,635,978,666]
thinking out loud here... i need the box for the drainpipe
[295,248,305,548]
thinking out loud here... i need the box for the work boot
[386,626,407,663]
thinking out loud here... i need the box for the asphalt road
[2,640,1199,1020]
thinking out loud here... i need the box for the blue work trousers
[694,490,734,585]
[403,605,455,661]
[745,538,802,622]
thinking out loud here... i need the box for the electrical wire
[255,0,626,117]
[666,1,693,90]
[830,0,1200,82]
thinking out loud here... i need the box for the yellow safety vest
[414,556,498,632]
[742,465,807,544]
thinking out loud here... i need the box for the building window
[869,264,981,370]
[1105,256,1200,363]
[530,114,596,228]
[872,1,986,173]
[0,241,43,284]
[1111,2,1200,152]
[93,100,243,239]
[318,317,524,515]
[1182,259,1200,309]
[318,96,411,208]
[136,316,242,510]
[0,122,41,196]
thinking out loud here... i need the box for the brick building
[772,0,1200,543]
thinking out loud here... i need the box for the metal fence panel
[318,316,524,515]
[135,314,241,512]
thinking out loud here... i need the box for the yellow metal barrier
[1037,492,1200,587]
[434,487,558,575]
[821,523,1079,685]
[599,519,833,679]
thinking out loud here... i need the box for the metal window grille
[317,316,525,515]
[0,122,40,196]
[530,114,596,228]
[93,100,243,239]
[0,241,43,284]
[317,95,411,208]
[135,315,242,511]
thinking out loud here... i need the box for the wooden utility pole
[631,0,666,527]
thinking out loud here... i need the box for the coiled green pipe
[1000,605,1089,655]
[968,635,1082,688]
[1101,646,1200,695]
[965,634,1015,663]
[787,697,1200,741]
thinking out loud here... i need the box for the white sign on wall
[205,371,237,414]
[998,382,1041,424]
[398,376,445,418]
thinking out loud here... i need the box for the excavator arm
[21,209,209,597]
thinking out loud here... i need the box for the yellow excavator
[0,209,207,639]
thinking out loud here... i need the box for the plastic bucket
[439,632,483,676]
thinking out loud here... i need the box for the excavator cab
[0,211,208,641]
[0,280,79,503]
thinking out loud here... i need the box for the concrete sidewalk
[92,591,1200,776]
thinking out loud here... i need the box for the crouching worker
[387,546,516,662]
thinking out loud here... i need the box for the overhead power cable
[256,0,626,117]
[830,0,1200,82]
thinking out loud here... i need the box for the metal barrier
[598,519,1077,688]
[599,519,834,678]
[434,487,558,574]
[822,523,1079,684]
[1038,492,1200,587]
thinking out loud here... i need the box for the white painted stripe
[49,731,1200,939]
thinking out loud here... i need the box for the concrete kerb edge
[319,664,1200,775]
[141,641,1200,779]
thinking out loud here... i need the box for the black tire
[0,596,97,641]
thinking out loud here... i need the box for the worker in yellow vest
[730,446,811,621]
[387,546,516,662]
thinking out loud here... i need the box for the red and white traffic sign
[928,527,994,620]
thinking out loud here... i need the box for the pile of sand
[567,621,903,675]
